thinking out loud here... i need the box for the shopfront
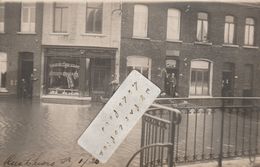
[43,47,115,98]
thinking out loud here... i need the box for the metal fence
[127,97,260,167]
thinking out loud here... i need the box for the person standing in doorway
[169,73,177,97]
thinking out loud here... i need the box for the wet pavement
[1,98,259,167]
[0,98,141,167]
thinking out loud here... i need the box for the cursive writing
[4,154,55,166]
[3,153,96,167]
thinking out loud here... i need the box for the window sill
[81,33,106,37]
[242,45,259,49]
[188,95,212,98]
[132,36,150,40]
[17,32,36,35]
[0,88,8,93]
[194,41,213,46]
[166,39,183,43]
[222,44,239,48]
[50,32,69,36]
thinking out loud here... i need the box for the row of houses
[0,1,260,103]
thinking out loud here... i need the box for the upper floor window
[224,15,235,44]
[0,52,7,92]
[86,2,103,33]
[167,8,181,40]
[0,3,4,32]
[133,5,148,38]
[244,17,255,46]
[127,56,151,79]
[190,60,212,96]
[21,3,35,33]
[196,12,208,42]
[53,3,68,33]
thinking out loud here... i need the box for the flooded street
[0,98,141,167]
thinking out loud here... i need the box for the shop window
[133,5,148,38]
[244,17,255,46]
[190,60,212,96]
[0,3,4,32]
[53,3,68,33]
[167,8,181,40]
[86,2,103,33]
[47,57,80,96]
[127,56,151,79]
[196,12,208,42]
[21,3,35,33]
[224,15,235,44]
[0,52,7,92]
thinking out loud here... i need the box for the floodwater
[0,98,141,167]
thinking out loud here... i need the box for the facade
[1,1,260,101]
[0,2,43,98]
[120,2,260,97]
[41,1,121,101]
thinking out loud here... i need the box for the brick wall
[120,2,260,97]
[0,2,43,97]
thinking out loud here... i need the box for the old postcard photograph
[0,0,260,167]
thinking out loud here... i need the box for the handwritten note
[78,70,161,163]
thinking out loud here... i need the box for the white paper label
[78,70,161,163]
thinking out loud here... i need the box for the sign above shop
[78,70,161,163]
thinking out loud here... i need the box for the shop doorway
[18,53,33,98]
[222,63,235,97]
[90,58,111,97]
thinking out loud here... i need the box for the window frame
[244,17,255,46]
[85,2,103,34]
[0,52,7,92]
[127,56,152,79]
[196,12,209,42]
[167,8,181,41]
[133,4,148,38]
[0,3,5,33]
[189,59,213,97]
[20,2,36,33]
[224,15,235,44]
[53,2,69,33]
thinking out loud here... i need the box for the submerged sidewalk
[178,157,260,167]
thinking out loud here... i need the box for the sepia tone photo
[0,0,260,167]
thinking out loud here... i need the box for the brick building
[41,1,121,102]
[0,2,43,98]
[120,2,260,97]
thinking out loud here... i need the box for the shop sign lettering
[78,70,161,163]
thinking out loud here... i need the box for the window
[0,3,4,32]
[127,56,151,79]
[53,3,68,33]
[196,12,208,42]
[47,57,80,96]
[21,3,35,32]
[190,60,212,96]
[133,5,148,38]
[224,15,235,44]
[244,18,255,46]
[86,2,103,33]
[0,52,7,92]
[167,8,181,40]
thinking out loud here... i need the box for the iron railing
[127,97,260,167]
[157,97,260,167]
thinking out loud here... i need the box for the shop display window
[47,58,80,96]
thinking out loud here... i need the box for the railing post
[218,99,225,167]
[168,112,176,167]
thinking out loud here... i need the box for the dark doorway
[18,53,33,98]
[90,58,111,97]
[222,63,234,97]
[165,58,179,97]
